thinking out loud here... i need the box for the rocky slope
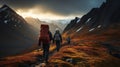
[0,5,38,58]
[64,0,120,34]
[63,0,120,59]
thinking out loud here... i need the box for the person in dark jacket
[66,36,71,44]
[53,29,62,52]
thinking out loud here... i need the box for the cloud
[1,0,105,17]
[0,0,106,22]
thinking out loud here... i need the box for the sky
[0,0,106,22]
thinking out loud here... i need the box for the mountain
[63,0,120,58]
[64,0,120,34]
[0,1,120,66]
[48,22,63,34]
[51,20,69,30]
[0,5,63,58]
[63,17,80,33]
[25,17,40,29]
[25,17,63,34]
[25,17,45,31]
[0,5,38,58]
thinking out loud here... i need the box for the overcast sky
[0,0,106,22]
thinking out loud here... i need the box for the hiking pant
[55,40,61,52]
[67,40,71,44]
[42,43,50,62]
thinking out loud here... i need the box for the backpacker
[54,33,60,41]
[39,24,50,44]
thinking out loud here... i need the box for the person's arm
[49,31,53,41]
[38,38,40,46]
[53,34,55,43]
[60,34,62,43]
[38,37,41,46]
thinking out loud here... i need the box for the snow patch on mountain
[76,26,83,32]
[89,28,95,32]
[97,25,101,28]
[86,18,91,24]
[76,18,80,23]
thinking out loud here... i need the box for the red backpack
[39,24,50,44]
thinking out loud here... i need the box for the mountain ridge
[63,0,120,34]
[0,4,38,58]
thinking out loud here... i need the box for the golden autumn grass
[49,44,120,67]
[0,25,120,67]
[48,25,120,67]
[0,44,56,67]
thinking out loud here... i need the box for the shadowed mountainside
[0,5,39,58]
[64,0,120,34]
[63,0,120,60]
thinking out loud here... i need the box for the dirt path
[31,43,67,67]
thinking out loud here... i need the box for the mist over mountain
[25,17,45,30]
[50,20,69,30]
[25,17,63,34]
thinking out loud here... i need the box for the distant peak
[1,4,9,8]
[0,4,16,13]
[75,17,80,19]
[0,4,11,11]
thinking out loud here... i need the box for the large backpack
[54,33,61,41]
[39,24,50,44]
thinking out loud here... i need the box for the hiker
[39,24,52,63]
[66,36,71,45]
[53,29,62,52]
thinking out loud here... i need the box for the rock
[40,63,46,67]
[66,58,73,63]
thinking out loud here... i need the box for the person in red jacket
[39,24,52,63]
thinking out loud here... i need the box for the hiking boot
[45,60,49,64]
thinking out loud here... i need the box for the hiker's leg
[43,44,46,60]
[56,41,59,51]
[55,41,58,51]
[45,44,50,62]
[58,41,61,51]
[69,41,71,47]
[68,41,70,44]
[56,40,60,51]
